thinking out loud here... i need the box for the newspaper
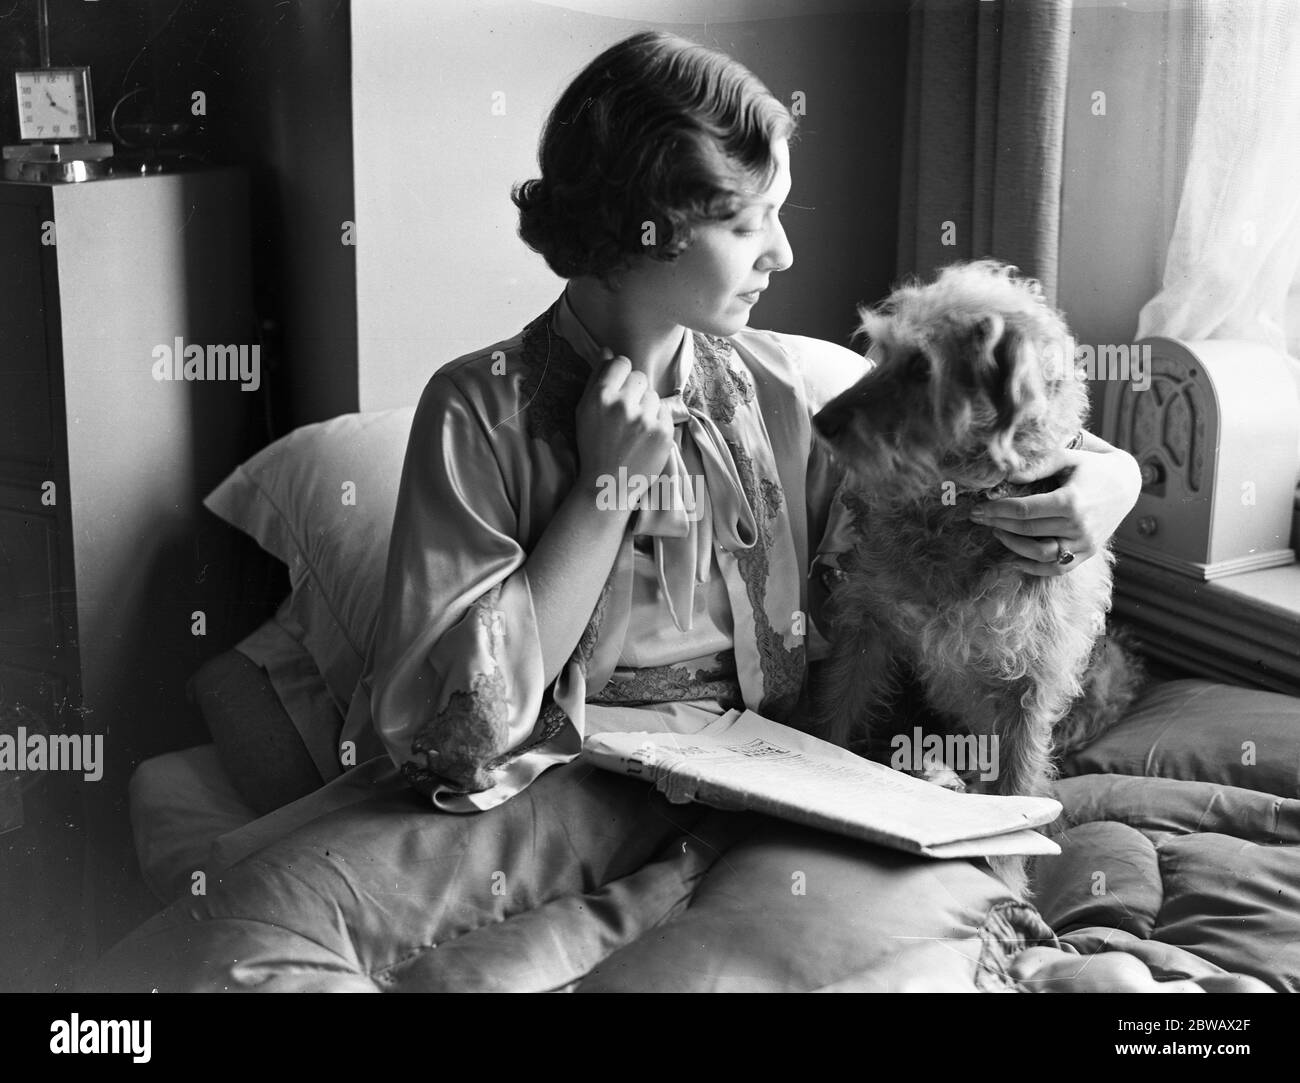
[582,709,1061,858]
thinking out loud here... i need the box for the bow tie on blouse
[550,290,758,632]
[631,391,758,632]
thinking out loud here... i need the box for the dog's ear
[976,317,1044,468]
[967,314,1018,422]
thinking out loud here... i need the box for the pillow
[1059,678,1300,798]
[203,408,416,724]
[128,744,258,901]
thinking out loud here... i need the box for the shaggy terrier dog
[812,260,1143,893]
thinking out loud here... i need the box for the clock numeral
[69,124,78,134]
[52,125,61,134]
[21,86,31,95]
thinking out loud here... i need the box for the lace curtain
[1136,0,1300,369]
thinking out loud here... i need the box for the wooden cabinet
[1114,558,1300,697]
[0,168,259,989]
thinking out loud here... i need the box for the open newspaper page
[582,710,1061,858]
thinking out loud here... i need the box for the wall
[48,169,262,965]
[146,0,359,431]
[1057,2,1194,372]
[352,0,908,411]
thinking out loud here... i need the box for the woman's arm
[527,350,674,683]
[367,351,672,804]
[524,479,632,684]
[970,430,1142,575]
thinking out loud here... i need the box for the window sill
[1113,557,1300,697]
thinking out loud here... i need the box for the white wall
[351,0,908,411]
[1058,2,1192,355]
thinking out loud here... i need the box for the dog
[811,260,1144,894]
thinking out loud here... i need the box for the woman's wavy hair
[512,30,796,283]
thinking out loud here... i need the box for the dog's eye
[907,354,930,383]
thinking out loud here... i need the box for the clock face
[15,67,94,142]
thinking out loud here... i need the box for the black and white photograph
[1,0,1298,1043]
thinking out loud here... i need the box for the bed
[83,410,1300,992]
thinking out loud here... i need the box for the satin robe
[341,290,866,810]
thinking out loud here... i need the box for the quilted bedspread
[83,680,1300,992]
[1038,681,1300,992]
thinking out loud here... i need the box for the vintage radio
[1102,337,1299,580]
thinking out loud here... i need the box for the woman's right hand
[574,348,677,489]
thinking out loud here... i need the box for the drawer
[0,486,72,655]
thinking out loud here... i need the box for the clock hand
[43,90,70,114]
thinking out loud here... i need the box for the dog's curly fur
[811,260,1144,895]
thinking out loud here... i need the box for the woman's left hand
[969,437,1142,576]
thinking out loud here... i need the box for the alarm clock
[1102,336,1300,580]
[4,66,113,182]
[15,65,94,140]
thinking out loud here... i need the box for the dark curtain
[896,0,1073,303]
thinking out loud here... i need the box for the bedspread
[1037,775,1300,991]
[85,680,1300,992]
[87,757,1069,992]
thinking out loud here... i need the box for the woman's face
[624,137,794,338]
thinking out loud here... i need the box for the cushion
[1059,678,1300,798]
[231,608,346,784]
[190,637,332,814]
[203,409,416,725]
[128,744,258,902]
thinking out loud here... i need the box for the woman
[321,28,1195,994]
[350,30,1142,814]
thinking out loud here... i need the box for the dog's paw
[911,762,966,792]
[987,855,1032,900]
